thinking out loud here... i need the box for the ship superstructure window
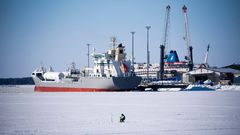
[36,73,44,81]
[119,50,123,54]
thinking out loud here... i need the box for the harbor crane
[204,44,210,67]
[162,5,171,51]
[160,5,171,81]
[182,5,193,71]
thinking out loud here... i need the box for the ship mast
[86,43,90,76]
[111,37,116,50]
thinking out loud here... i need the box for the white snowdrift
[185,84,240,91]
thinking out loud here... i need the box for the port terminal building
[182,67,240,85]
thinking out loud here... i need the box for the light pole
[130,31,135,74]
[86,44,90,76]
[146,26,151,82]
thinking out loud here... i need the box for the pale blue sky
[0,0,240,78]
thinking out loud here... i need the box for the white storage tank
[43,72,64,81]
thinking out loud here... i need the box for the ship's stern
[112,76,142,90]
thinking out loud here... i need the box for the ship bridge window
[32,73,35,75]
[36,73,44,81]
[119,50,123,54]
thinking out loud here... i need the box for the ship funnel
[166,50,180,63]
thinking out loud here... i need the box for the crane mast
[182,5,193,71]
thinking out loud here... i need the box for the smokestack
[160,45,165,80]
[189,46,193,71]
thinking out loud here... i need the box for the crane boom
[163,5,171,48]
[159,5,170,80]
[182,5,193,71]
[204,44,210,65]
[182,5,191,61]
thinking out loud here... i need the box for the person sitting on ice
[120,113,125,123]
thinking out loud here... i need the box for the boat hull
[33,76,141,92]
[34,86,120,92]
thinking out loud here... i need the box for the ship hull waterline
[34,86,129,92]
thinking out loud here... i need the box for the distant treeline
[0,77,34,85]
[224,64,240,71]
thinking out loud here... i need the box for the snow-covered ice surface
[0,85,34,93]
[0,86,240,135]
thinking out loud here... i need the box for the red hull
[34,86,120,92]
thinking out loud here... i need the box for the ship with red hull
[32,37,142,92]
